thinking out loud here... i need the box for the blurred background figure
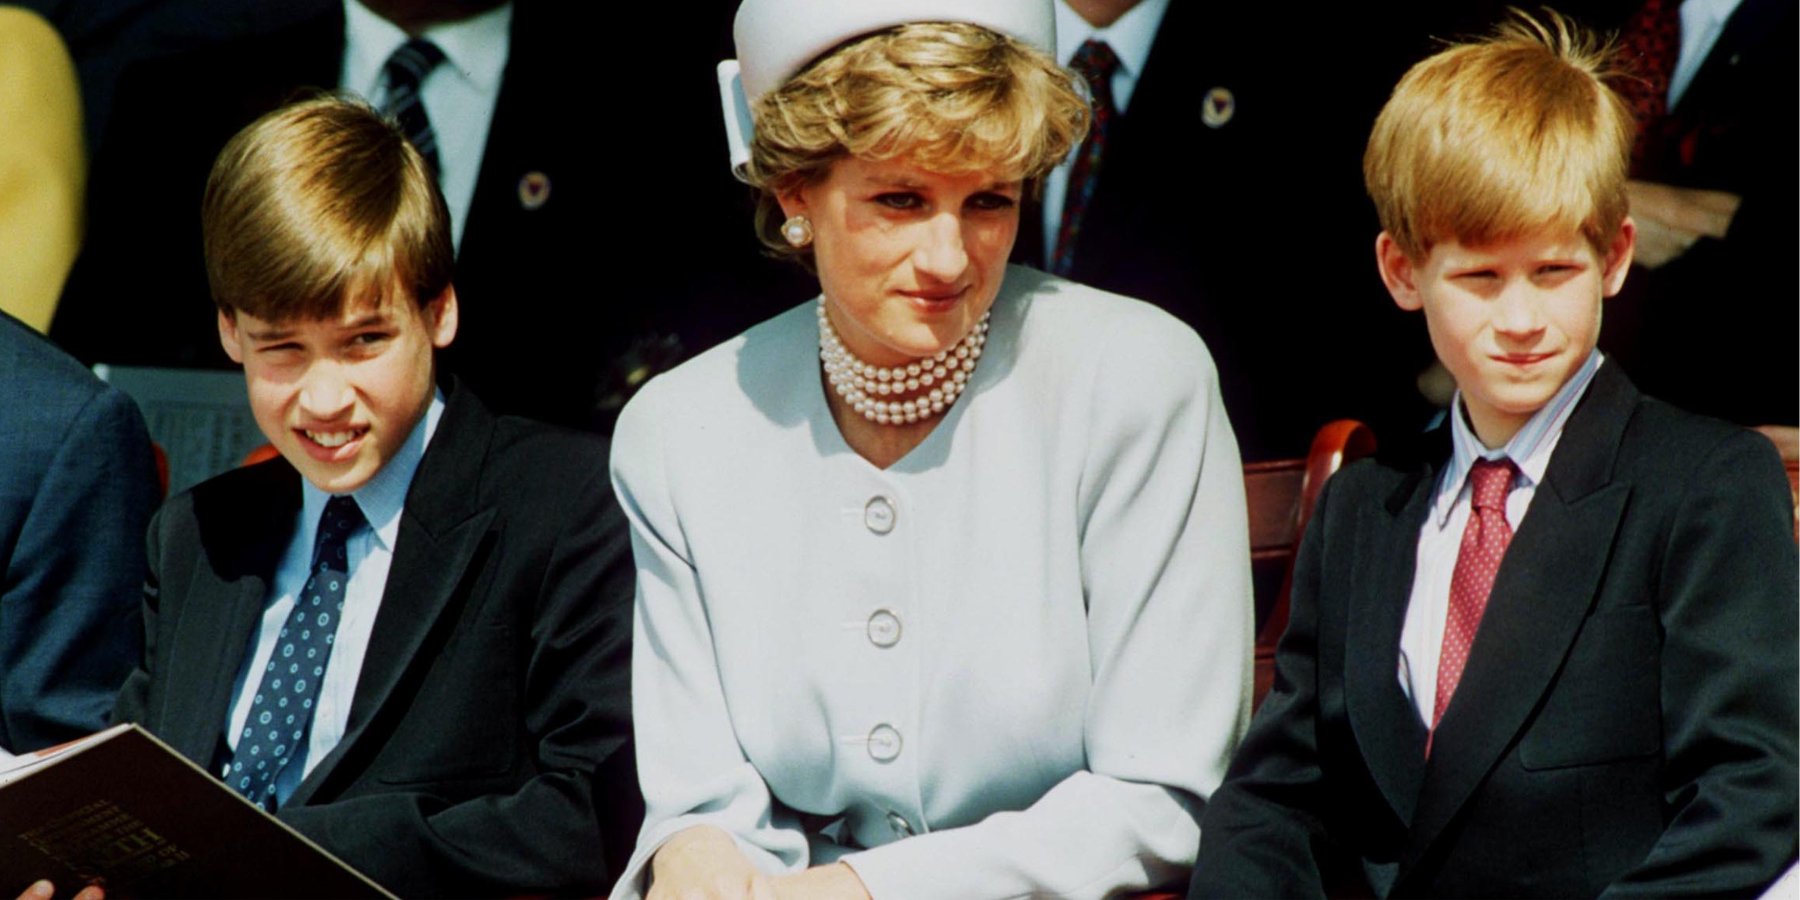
[0,6,83,332]
[47,0,660,432]
[1596,0,1795,432]
[1007,0,1435,460]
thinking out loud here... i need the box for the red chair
[1246,420,1376,709]
[151,441,169,499]
[241,443,280,467]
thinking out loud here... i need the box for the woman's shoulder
[620,300,816,417]
[1002,265,1219,388]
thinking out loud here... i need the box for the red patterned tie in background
[1611,0,1686,176]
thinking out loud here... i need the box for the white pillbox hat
[718,0,1057,178]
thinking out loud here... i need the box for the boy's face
[1377,221,1635,447]
[218,287,459,494]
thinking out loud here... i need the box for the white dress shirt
[1398,351,1603,725]
[610,266,1251,899]
[224,390,444,804]
[340,0,511,252]
[1041,0,1172,256]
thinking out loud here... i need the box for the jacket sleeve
[1600,429,1799,896]
[607,392,813,900]
[6,384,157,751]
[276,460,638,897]
[835,314,1255,899]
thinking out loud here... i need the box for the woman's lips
[900,286,968,309]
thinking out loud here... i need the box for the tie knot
[1070,39,1120,93]
[1468,459,1517,514]
[316,496,366,562]
[384,37,446,89]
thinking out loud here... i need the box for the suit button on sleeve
[863,496,896,534]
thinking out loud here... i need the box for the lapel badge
[517,171,552,210]
[1200,86,1235,129]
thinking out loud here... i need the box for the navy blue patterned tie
[381,38,447,176]
[226,495,364,811]
[1053,40,1120,277]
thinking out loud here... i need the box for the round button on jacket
[867,723,902,762]
[886,810,914,838]
[863,496,896,534]
[866,609,902,647]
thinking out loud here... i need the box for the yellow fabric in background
[0,7,82,333]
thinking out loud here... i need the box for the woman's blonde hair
[1363,9,1633,260]
[202,94,454,320]
[747,21,1089,260]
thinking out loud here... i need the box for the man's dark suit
[1011,2,1432,460]
[52,0,638,431]
[0,311,158,752]
[1190,363,1798,898]
[113,381,639,896]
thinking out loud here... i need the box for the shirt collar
[1053,0,1170,86]
[1432,350,1604,526]
[342,0,512,98]
[1683,0,1743,31]
[299,389,446,555]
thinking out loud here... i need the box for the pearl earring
[781,214,813,248]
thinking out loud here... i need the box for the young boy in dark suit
[96,97,637,896]
[1190,13,1797,898]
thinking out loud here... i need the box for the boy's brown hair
[201,95,453,319]
[1363,9,1633,260]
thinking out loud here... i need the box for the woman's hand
[770,863,872,899]
[648,825,777,900]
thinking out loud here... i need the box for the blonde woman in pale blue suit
[611,2,1253,897]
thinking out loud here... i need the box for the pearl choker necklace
[817,300,989,425]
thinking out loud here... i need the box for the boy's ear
[1375,232,1424,311]
[217,310,245,364]
[424,286,459,350]
[1600,217,1637,298]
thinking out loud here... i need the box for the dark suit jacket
[52,0,639,431]
[113,381,639,897]
[1191,363,1798,898]
[1010,2,1433,460]
[0,311,158,752]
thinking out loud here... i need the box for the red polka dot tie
[1430,458,1518,752]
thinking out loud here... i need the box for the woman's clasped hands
[649,826,871,900]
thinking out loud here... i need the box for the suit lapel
[162,464,301,766]
[289,384,498,804]
[1403,365,1639,866]
[1344,459,1436,827]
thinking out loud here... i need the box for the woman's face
[780,155,1021,367]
